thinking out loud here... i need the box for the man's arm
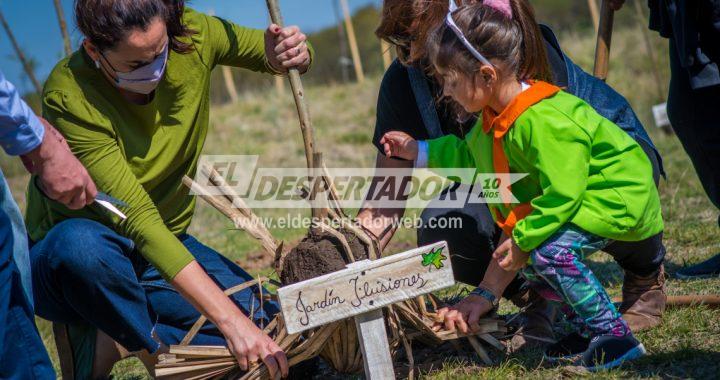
[0,70,44,155]
[0,70,96,209]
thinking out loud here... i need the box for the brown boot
[620,265,667,332]
[508,288,557,351]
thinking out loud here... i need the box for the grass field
[2,26,719,378]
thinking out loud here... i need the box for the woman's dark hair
[427,0,551,82]
[75,0,195,54]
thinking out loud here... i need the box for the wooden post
[207,9,240,103]
[274,73,285,95]
[277,241,454,380]
[222,67,240,103]
[381,39,392,71]
[52,0,73,56]
[333,0,351,82]
[587,0,600,34]
[593,0,615,81]
[633,0,664,101]
[339,0,365,83]
[0,10,42,94]
[354,309,394,379]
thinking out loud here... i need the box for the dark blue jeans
[30,218,279,353]
[0,172,54,380]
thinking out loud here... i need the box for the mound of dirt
[279,229,370,285]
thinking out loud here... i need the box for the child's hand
[432,295,495,334]
[493,238,530,272]
[379,131,418,161]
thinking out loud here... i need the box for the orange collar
[481,80,561,138]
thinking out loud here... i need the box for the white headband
[445,0,494,67]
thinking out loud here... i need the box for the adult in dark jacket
[612,0,720,278]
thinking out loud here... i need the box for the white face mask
[95,43,169,95]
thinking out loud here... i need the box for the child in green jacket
[381,0,665,371]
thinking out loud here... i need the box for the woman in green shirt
[26,0,310,377]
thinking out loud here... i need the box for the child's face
[439,69,490,113]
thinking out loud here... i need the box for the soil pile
[280,228,369,285]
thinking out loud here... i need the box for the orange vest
[481,80,561,236]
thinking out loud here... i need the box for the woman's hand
[492,238,530,272]
[171,262,288,379]
[379,131,419,160]
[218,315,289,379]
[432,295,495,334]
[265,24,311,74]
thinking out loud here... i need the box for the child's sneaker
[577,334,646,371]
[543,332,591,362]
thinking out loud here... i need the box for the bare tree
[0,9,42,94]
[53,0,73,56]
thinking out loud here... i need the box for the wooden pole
[633,0,664,101]
[587,0,600,34]
[592,0,615,81]
[265,0,320,219]
[613,295,720,308]
[222,67,240,103]
[207,10,240,103]
[0,10,42,94]
[339,0,365,83]
[380,39,392,71]
[332,0,350,82]
[274,73,285,95]
[354,309,395,379]
[52,0,73,56]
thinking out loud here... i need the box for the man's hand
[380,131,419,161]
[432,295,495,334]
[492,238,530,272]
[265,24,311,74]
[20,118,97,209]
[220,315,289,379]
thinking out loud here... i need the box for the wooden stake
[222,67,239,103]
[587,0,600,34]
[339,0,365,83]
[612,294,720,308]
[354,309,394,379]
[381,39,392,70]
[0,10,42,94]
[207,10,240,103]
[274,74,285,95]
[265,0,316,171]
[332,0,351,82]
[52,0,72,56]
[593,0,615,81]
[632,0,664,101]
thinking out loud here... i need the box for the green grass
[1,26,718,378]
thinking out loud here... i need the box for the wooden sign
[278,241,453,334]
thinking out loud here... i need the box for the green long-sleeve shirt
[26,8,308,279]
[426,89,663,252]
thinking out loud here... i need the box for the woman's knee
[35,219,132,273]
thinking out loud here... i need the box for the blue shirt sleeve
[0,70,44,155]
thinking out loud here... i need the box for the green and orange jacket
[424,81,663,252]
[26,8,312,280]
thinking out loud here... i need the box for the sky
[0,0,380,93]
